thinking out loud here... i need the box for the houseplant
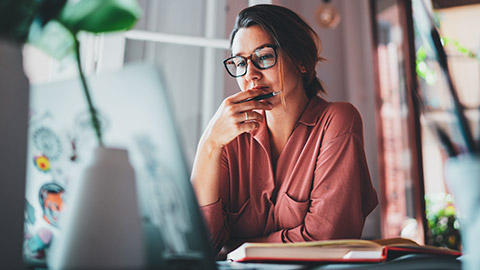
[29,0,142,146]
[26,1,147,269]
[425,193,461,250]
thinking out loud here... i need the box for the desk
[218,254,461,270]
[27,254,461,270]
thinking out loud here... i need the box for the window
[122,0,246,167]
[414,3,480,196]
[371,0,480,246]
[413,0,480,250]
[370,0,426,243]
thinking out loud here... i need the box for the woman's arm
[191,89,272,253]
[191,135,224,206]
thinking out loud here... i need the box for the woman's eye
[259,53,274,61]
[236,60,246,67]
[260,54,273,60]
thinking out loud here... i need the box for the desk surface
[26,254,461,270]
[218,254,461,270]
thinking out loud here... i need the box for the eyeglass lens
[224,46,277,77]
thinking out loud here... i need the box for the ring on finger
[245,112,248,121]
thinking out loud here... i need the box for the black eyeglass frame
[223,44,278,78]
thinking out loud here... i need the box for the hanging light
[315,0,341,29]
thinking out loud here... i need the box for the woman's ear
[298,64,307,74]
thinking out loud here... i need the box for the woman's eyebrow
[232,43,274,57]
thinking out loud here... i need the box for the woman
[191,4,378,255]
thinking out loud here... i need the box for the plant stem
[73,34,104,146]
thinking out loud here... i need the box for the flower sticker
[34,155,51,173]
[32,126,62,161]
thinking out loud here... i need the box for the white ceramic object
[48,147,145,269]
[444,154,480,270]
[0,39,29,269]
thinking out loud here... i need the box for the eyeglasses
[223,45,278,78]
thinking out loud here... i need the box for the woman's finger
[239,100,273,112]
[238,121,260,133]
[227,89,269,103]
[225,100,272,117]
[237,111,264,123]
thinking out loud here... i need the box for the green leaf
[28,20,75,60]
[416,46,427,60]
[58,0,142,34]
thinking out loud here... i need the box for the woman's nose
[244,59,261,81]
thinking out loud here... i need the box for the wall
[125,0,231,166]
[339,0,381,239]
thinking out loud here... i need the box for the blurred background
[21,0,480,249]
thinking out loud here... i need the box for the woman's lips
[248,86,268,91]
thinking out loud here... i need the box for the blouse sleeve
[199,150,231,254]
[267,103,378,242]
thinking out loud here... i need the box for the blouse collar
[251,95,327,144]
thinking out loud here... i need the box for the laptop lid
[25,63,217,269]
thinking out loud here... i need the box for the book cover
[226,238,461,263]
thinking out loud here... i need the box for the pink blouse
[200,96,378,254]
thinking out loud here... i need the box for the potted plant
[29,0,142,146]
[28,1,147,269]
[425,193,461,250]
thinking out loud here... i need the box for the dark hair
[230,4,326,97]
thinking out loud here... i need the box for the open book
[227,238,461,263]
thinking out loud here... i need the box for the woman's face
[231,25,305,106]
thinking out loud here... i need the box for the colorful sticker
[24,228,53,260]
[39,183,65,228]
[33,155,51,173]
[32,127,62,161]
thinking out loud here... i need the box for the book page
[343,250,383,259]
[240,239,382,249]
[372,237,419,246]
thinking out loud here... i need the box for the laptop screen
[24,63,216,269]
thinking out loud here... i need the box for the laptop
[24,62,219,269]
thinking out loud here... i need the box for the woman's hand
[203,89,273,150]
[191,89,273,206]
